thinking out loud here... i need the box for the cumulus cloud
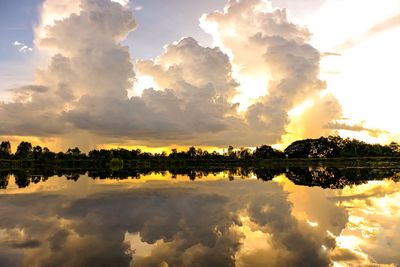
[0,0,344,148]
[62,37,240,141]
[1,0,136,138]
[201,0,341,143]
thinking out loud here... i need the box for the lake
[0,167,399,266]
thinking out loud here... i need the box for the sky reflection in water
[0,170,399,267]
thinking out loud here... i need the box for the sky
[0,0,399,151]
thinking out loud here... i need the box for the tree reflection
[0,171,10,189]
[285,167,400,188]
[0,166,399,190]
[14,171,30,188]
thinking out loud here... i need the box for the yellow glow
[335,235,366,257]
[233,215,276,266]
[331,179,400,265]
[231,73,269,112]
[94,171,234,185]
[0,134,226,155]
[280,100,318,148]
[100,144,223,154]
[124,232,163,258]
[131,74,159,97]
[0,135,58,153]
[272,174,296,190]
[288,100,314,117]
[307,220,319,228]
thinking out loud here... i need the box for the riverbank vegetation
[0,136,400,165]
[1,166,399,190]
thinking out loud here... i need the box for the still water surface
[0,168,399,267]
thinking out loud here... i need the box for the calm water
[0,168,399,267]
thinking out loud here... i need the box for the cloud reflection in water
[0,171,399,266]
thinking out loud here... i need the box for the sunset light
[1,1,400,266]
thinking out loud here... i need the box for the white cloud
[12,41,33,53]
[111,0,129,6]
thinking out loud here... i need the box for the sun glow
[130,75,159,97]
[100,144,223,154]
[232,73,269,112]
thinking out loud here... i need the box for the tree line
[0,136,400,162]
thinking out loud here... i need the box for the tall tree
[15,142,33,159]
[32,145,43,160]
[0,141,11,158]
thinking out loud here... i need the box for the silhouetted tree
[227,146,235,158]
[14,171,30,188]
[390,142,400,153]
[41,147,56,160]
[32,145,43,160]
[66,147,82,158]
[238,148,251,159]
[253,145,283,158]
[0,141,11,158]
[187,147,197,158]
[0,171,9,189]
[15,142,33,159]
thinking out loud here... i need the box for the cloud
[330,180,400,265]
[321,52,341,57]
[12,41,33,53]
[201,0,341,143]
[1,0,136,138]
[8,85,49,94]
[111,0,130,6]
[325,121,389,137]
[367,13,400,35]
[5,173,400,266]
[62,37,239,141]
[0,0,344,147]
[283,93,342,144]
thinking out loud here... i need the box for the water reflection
[1,167,399,190]
[0,168,399,266]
